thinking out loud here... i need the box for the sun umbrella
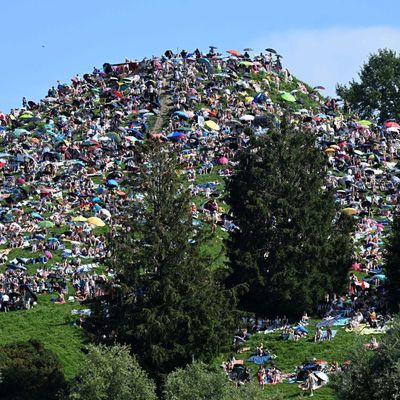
[314,371,329,383]
[205,120,220,131]
[167,132,186,139]
[239,61,253,67]
[125,136,140,142]
[106,179,119,187]
[100,209,111,218]
[243,48,253,51]
[173,111,189,118]
[324,148,336,154]
[244,96,254,103]
[12,128,30,137]
[357,120,372,126]
[72,215,88,222]
[386,121,400,129]
[240,115,255,121]
[227,49,241,57]
[39,220,55,228]
[31,212,44,220]
[218,157,229,165]
[265,48,277,54]
[87,217,106,227]
[281,92,296,102]
[313,86,326,90]
[342,207,358,215]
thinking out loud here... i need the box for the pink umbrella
[218,157,229,165]
[45,250,53,259]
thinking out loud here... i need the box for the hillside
[0,48,394,399]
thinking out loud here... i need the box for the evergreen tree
[337,48,400,123]
[225,126,352,318]
[385,213,400,312]
[89,142,237,381]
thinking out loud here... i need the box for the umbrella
[357,120,372,126]
[240,115,255,121]
[106,179,119,187]
[313,86,326,90]
[167,132,186,139]
[39,220,55,228]
[239,61,253,67]
[173,111,189,118]
[87,217,106,227]
[227,49,241,57]
[72,215,88,222]
[125,136,140,142]
[205,120,220,131]
[314,371,329,383]
[31,212,44,220]
[12,128,30,137]
[342,207,358,215]
[281,92,296,102]
[218,157,229,165]
[386,121,400,129]
[100,209,111,218]
[265,48,277,54]
[243,48,253,51]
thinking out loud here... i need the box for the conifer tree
[89,142,237,381]
[225,126,352,318]
[385,213,400,312]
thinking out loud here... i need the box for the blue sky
[1,0,400,111]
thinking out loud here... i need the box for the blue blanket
[247,355,272,364]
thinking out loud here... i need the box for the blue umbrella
[31,212,44,220]
[92,196,101,203]
[106,179,119,187]
[173,111,189,118]
[168,132,185,139]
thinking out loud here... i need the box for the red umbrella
[227,49,241,57]
[385,121,400,129]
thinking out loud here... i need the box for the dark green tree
[68,345,157,400]
[0,339,65,400]
[89,142,237,381]
[385,213,400,312]
[225,127,352,318]
[333,318,400,399]
[337,48,400,122]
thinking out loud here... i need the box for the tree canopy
[337,48,400,123]
[67,344,157,400]
[225,125,353,318]
[0,339,65,400]
[88,142,237,381]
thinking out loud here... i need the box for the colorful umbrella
[205,120,220,131]
[227,49,241,57]
[281,92,296,102]
[87,217,106,227]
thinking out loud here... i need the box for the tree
[0,339,65,400]
[225,126,353,318]
[67,344,156,400]
[337,48,400,123]
[333,318,400,399]
[385,213,400,312]
[164,362,284,400]
[88,142,237,381]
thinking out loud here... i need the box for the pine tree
[385,213,400,312]
[225,125,352,318]
[89,142,237,381]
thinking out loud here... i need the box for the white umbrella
[240,115,255,121]
[314,371,329,383]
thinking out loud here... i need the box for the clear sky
[1,0,400,111]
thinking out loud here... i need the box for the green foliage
[89,142,237,381]
[337,48,400,122]
[67,344,156,400]
[385,213,400,312]
[164,361,284,400]
[333,318,400,399]
[225,124,353,318]
[0,339,65,400]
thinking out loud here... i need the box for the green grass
[0,294,87,379]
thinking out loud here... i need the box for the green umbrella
[281,92,296,102]
[39,220,55,229]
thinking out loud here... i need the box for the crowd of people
[0,45,398,394]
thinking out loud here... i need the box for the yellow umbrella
[244,96,254,103]
[357,120,372,126]
[87,217,106,227]
[324,148,336,153]
[72,215,87,222]
[205,120,220,131]
[342,207,358,216]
